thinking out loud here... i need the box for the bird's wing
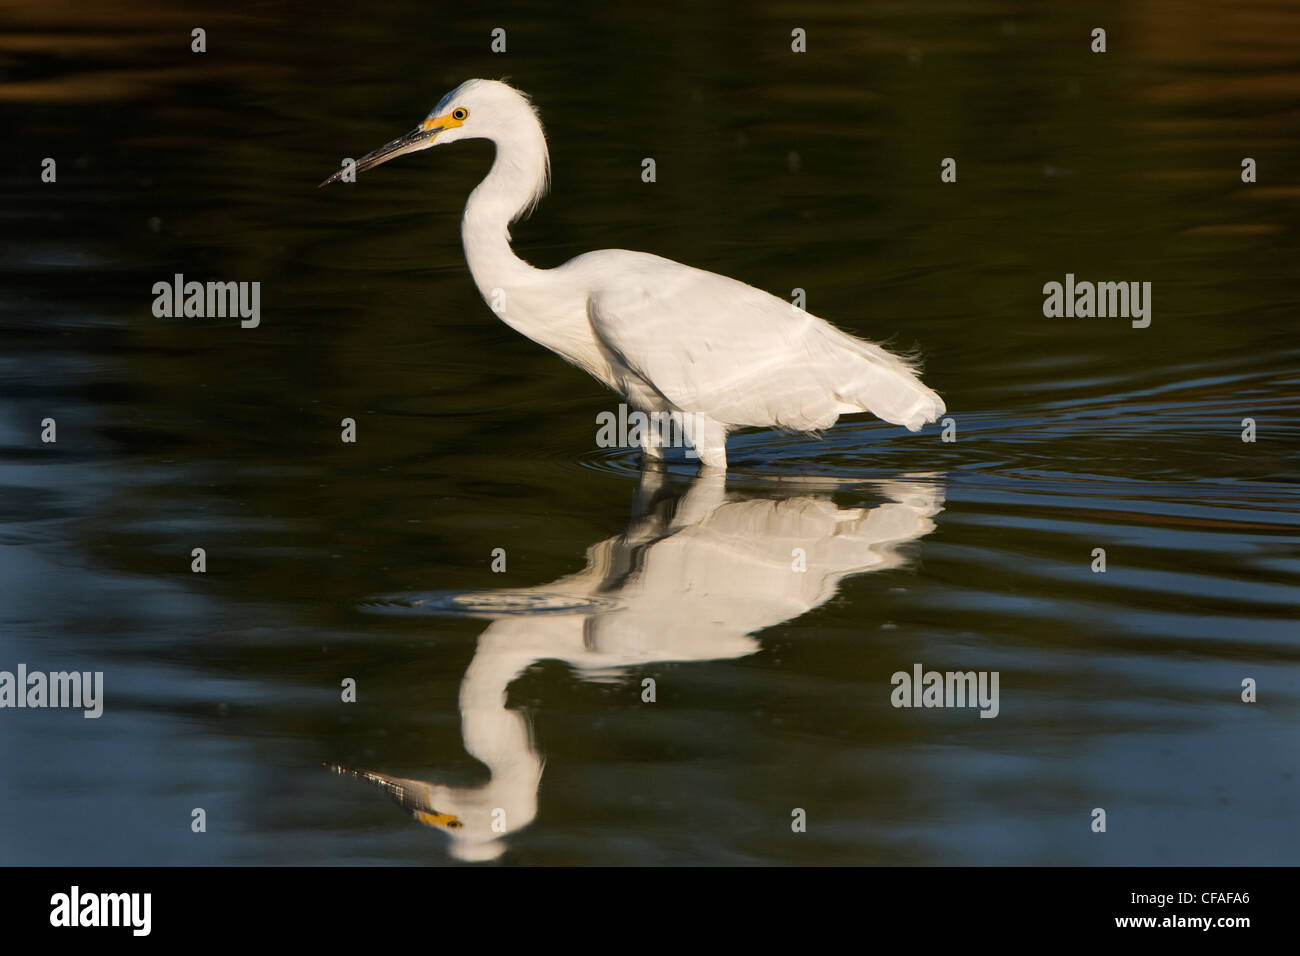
[583,252,943,431]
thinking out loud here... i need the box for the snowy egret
[322,79,946,469]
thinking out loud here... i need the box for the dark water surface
[1,0,1298,864]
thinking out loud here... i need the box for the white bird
[322,79,946,470]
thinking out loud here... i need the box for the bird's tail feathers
[817,325,946,432]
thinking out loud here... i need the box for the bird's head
[320,78,546,187]
[329,763,537,863]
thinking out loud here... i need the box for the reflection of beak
[328,764,463,829]
[319,124,443,186]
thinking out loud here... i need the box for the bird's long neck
[460,119,550,295]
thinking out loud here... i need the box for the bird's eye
[452,108,468,121]
[446,819,463,829]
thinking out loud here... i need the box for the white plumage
[324,79,946,468]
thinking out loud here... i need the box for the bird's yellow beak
[414,809,464,830]
[319,111,466,187]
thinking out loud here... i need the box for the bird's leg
[668,471,727,529]
[632,464,671,517]
[681,413,729,471]
[639,421,666,464]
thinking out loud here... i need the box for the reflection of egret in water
[336,472,945,861]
